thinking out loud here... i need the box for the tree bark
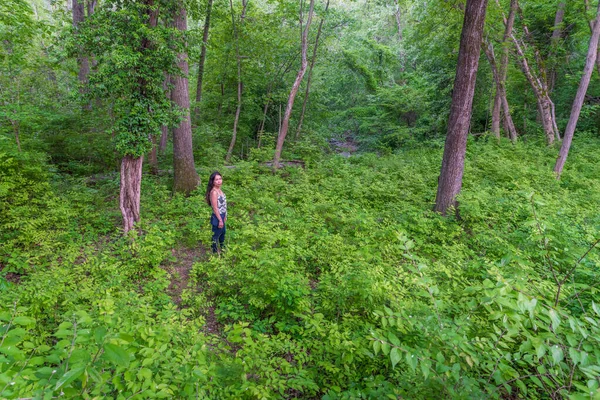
[548,2,565,92]
[491,0,516,139]
[159,75,170,153]
[554,3,600,178]
[511,34,558,144]
[73,0,90,108]
[149,135,159,175]
[483,40,517,142]
[193,0,213,122]
[171,1,200,194]
[295,0,329,139]
[584,0,600,77]
[11,120,21,152]
[120,155,144,233]
[434,0,488,215]
[226,0,248,163]
[273,0,316,169]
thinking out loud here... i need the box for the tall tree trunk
[548,2,565,92]
[491,0,517,139]
[226,0,248,163]
[118,0,157,233]
[149,135,159,175]
[120,155,144,233]
[273,0,315,169]
[511,34,558,144]
[11,120,21,152]
[584,0,600,77]
[434,0,488,215]
[159,75,170,153]
[483,40,517,142]
[193,0,213,122]
[73,0,90,108]
[296,0,329,139]
[554,3,600,178]
[171,1,200,194]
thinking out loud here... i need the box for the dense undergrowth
[1,134,600,399]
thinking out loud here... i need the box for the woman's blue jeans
[211,213,226,253]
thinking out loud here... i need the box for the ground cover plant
[1,135,600,399]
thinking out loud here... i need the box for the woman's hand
[218,220,224,229]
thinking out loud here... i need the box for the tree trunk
[511,34,558,144]
[554,3,600,178]
[171,1,200,194]
[73,0,90,108]
[483,40,517,142]
[149,135,159,175]
[491,0,517,139]
[273,0,315,169]
[193,0,213,122]
[548,2,565,92]
[584,0,600,77]
[11,120,21,152]
[226,0,248,163]
[295,0,329,139]
[434,0,488,215]
[159,75,170,153]
[120,155,144,233]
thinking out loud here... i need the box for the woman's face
[213,175,223,187]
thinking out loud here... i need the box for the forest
[2,0,600,398]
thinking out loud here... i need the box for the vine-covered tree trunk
[554,2,600,178]
[120,155,143,233]
[434,0,488,215]
[193,0,213,122]
[273,0,315,169]
[296,0,329,139]
[171,1,200,194]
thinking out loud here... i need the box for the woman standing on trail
[205,171,227,254]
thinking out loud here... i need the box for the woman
[206,171,227,254]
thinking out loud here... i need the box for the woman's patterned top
[217,193,227,216]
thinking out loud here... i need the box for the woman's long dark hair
[205,171,222,205]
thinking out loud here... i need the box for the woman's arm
[210,190,224,228]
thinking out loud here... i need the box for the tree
[171,0,200,194]
[193,0,214,122]
[434,0,488,215]
[225,0,248,163]
[554,1,600,178]
[296,0,330,139]
[273,0,315,169]
[488,0,517,141]
[508,0,560,145]
[76,0,181,232]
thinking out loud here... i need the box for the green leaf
[103,343,130,367]
[381,342,390,356]
[373,340,381,355]
[387,332,401,347]
[12,316,35,326]
[548,309,560,330]
[406,352,418,372]
[420,359,432,380]
[390,347,401,368]
[55,366,85,390]
[551,345,564,365]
